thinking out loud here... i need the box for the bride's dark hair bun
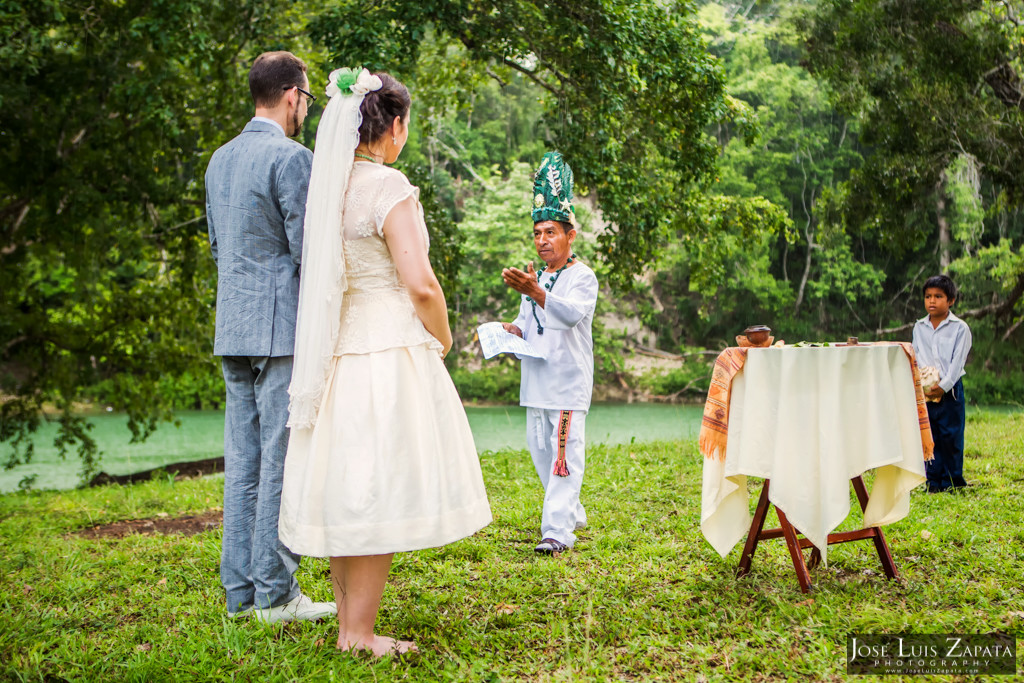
[359,73,410,145]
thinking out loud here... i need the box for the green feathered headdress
[531,151,574,224]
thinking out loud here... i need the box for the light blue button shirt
[251,116,285,135]
[912,311,972,393]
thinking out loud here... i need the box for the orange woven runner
[888,341,935,461]
[698,343,933,461]
[698,347,747,461]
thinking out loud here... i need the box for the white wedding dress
[279,162,492,557]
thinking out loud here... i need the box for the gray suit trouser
[220,355,300,612]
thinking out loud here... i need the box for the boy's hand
[924,384,944,400]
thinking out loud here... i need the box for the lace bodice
[333,163,440,355]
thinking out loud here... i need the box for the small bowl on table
[740,325,773,348]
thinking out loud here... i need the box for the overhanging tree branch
[960,268,1024,319]
[875,321,915,336]
[498,57,563,97]
[876,269,1024,336]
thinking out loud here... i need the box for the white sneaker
[227,606,252,619]
[254,594,337,624]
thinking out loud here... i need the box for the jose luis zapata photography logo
[847,633,1016,675]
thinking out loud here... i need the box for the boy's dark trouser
[925,378,967,491]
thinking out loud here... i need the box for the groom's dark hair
[249,51,308,107]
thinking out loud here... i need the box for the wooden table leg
[737,480,772,577]
[807,547,822,570]
[851,475,900,580]
[734,476,899,592]
[775,507,813,593]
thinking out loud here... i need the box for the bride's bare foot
[337,634,418,657]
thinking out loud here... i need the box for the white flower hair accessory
[325,67,383,99]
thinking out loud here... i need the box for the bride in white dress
[278,68,491,656]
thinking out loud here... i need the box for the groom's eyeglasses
[284,85,317,103]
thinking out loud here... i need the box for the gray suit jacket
[205,120,313,357]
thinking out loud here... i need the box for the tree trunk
[793,153,817,314]
[794,218,815,314]
[936,174,951,272]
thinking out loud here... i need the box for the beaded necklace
[526,253,576,335]
[354,152,381,163]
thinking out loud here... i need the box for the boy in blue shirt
[912,275,972,493]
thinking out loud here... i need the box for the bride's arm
[383,195,453,356]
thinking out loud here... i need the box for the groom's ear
[282,86,297,109]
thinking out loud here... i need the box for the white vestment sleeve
[512,297,529,332]
[542,269,598,331]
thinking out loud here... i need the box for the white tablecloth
[700,345,927,564]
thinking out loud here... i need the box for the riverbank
[1,403,707,493]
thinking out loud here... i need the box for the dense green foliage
[448,361,522,405]
[3,0,747,474]
[0,0,318,477]
[4,0,1024,477]
[614,1,1023,402]
[2,412,1022,679]
[308,0,768,287]
[802,0,1024,301]
[797,0,1024,393]
[641,2,1022,342]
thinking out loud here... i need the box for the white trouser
[526,408,587,547]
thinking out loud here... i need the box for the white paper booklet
[476,321,545,360]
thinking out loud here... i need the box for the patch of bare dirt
[75,510,222,539]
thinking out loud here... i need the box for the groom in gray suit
[205,51,335,624]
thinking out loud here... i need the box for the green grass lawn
[0,410,1021,681]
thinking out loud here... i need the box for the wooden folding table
[700,343,931,592]
[736,476,899,593]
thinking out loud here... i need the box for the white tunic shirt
[512,262,599,411]
[911,311,972,393]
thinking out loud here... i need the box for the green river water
[0,404,704,493]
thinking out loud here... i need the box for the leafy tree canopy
[308,0,770,288]
[801,0,1024,327]
[801,1,1024,240]
[0,0,313,477]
